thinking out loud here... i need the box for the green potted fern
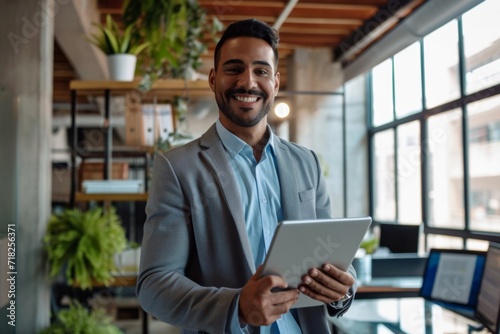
[86,14,149,81]
[39,301,123,334]
[44,207,127,290]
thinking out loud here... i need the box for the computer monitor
[378,223,420,253]
[419,248,486,312]
[476,242,500,334]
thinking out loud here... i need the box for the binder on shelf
[141,104,157,147]
[156,103,174,141]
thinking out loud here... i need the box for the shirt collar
[216,119,276,159]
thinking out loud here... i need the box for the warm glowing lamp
[274,102,290,118]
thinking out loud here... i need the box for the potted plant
[121,0,223,88]
[39,301,123,334]
[44,207,128,290]
[86,14,149,81]
[120,0,222,155]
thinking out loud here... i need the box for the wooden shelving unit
[69,79,211,206]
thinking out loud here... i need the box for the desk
[331,297,487,334]
[356,277,423,299]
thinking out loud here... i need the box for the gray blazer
[136,124,356,333]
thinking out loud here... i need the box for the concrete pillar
[287,48,346,216]
[0,0,54,332]
[345,75,369,217]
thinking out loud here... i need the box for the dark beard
[216,88,272,127]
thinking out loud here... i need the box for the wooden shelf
[357,286,420,293]
[75,192,148,202]
[78,147,152,159]
[356,286,420,299]
[69,78,212,99]
[71,275,137,288]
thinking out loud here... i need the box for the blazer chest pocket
[299,188,315,202]
[298,189,316,217]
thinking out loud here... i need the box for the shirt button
[262,198,267,203]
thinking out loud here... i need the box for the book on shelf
[82,180,144,194]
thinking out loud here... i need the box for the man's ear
[209,68,216,93]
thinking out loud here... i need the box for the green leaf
[120,25,133,53]
[130,42,150,56]
[102,27,119,54]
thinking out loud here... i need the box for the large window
[364,0,500,250]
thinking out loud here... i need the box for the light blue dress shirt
[216,120,302,334]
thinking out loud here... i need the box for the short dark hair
[214,18,280,70]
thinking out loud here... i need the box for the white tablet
[261,216,372,308]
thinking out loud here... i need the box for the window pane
[468,94,500,232]
[465,239,490,251]
[397,121,422,224]
[372,59,394,126]
[427,234,463,250]
[462,0,500,94]
[423,20,460,109]
[428,109,464,228]
[394,42,422,118]
[374,130,395,221]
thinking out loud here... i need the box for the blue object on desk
[331,297,483,334]
[419,248,486,313]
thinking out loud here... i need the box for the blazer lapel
[274,138,301,220]
[199,125,256,272]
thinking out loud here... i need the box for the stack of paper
[82,180,144,194]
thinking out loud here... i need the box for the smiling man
[136,19,357,334]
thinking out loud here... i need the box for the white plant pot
[107,54,137,81]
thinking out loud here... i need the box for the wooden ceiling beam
[218,15,363,26]
[202,47,294,59]
[200,0,378,11]
[278,27,351,35]
[279,36,342,47]
[298,0,387,5]
[98,2,379,20]
[295,3,377,11]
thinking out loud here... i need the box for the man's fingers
[298,264,354,303]
[299,285,334,304]
[270,289,299,306]
[322,264,355,286]
[249,265,264,281]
